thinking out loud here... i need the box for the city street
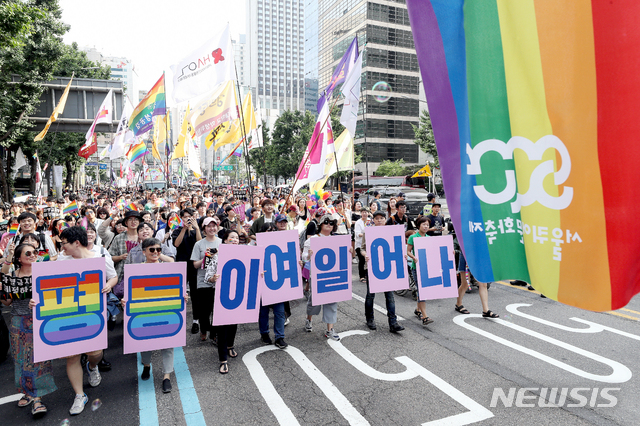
[2,273,639,426]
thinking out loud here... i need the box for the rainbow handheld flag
[63,201,78,214]
[406,1,640,311]
[129,74,166,136]
[8,223,19,237]
[126,203,139,212]
[168,216,182,231]
[127,141,147,164]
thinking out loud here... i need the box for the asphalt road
[2,271,640,426]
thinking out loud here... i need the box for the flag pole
[232,64,254,201]
[163,72,170,189]
[281,95,341,213]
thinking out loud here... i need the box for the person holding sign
[354,207,371,283]
[58,226,118,415]
[123,237,187,394]
[361,211,405,333]
[302,215,345,341]
[406,216,435,326]
[205,229,241,374]
[1,243,57,417]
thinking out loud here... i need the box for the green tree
[374,159,409,176]
[247,120,271,186]
[412,109,438,168]
[267,110,316,181]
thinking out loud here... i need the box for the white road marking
[0,393,24,406]
[328,330,494,426]
[507,303,640,341]
[243,345,370,426]
[454,314,632,383]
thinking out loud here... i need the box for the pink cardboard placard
[123,262,187,354]
[212,244,264,326]
[257,229,303,305]
[365,225,409,293]
[32,257,107,363]
[310,235,352,306]
[413,235,459,300]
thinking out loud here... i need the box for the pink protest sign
[212,244,264,326]
[365,225,409,293]
[32,257,107,363]
[310,235,352,306]
[257,229,303,305]
[413,235,458,300]
[123,262,187,354]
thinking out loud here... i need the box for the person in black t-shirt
[426,202,445,236]
[385,200,415,238]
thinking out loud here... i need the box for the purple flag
[317,37,359,113]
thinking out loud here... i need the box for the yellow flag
[172,105,192,160]
[310,129,355,192]
[213,92,256,151]
[412,164,432,178]
[35,76,73,141]
[191,80,238,146]
[152,115,168,160]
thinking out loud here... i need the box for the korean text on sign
[413,235,458,301]
[32,257,107,363]
[257,229,303,305]
[365,225,409,293]
[123,262,187,354]
[212,245,264,326]
[310,235,352,306]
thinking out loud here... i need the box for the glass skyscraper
[308,0,422,170]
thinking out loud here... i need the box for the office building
[309,0,427,171]
[246,0,306,117]
[232,35,250,88]
[82,47,137,103]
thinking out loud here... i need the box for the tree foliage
[265,110,316,181]
[412,109,438,168]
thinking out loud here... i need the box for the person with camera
[190,217,221,341]
[172,208,203,334]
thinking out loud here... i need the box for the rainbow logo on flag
[63,201,78,215]
[8,223,19,237]
[168,216,182,231]
[407,0,640,311]
[127,141,147,164]
[129,74,166,136]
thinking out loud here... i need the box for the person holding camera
[190,217,221,341]
[172,208,203,334]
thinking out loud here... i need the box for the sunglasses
[23,250,37,257]
[146,247,162,253]
[322,219,336,225]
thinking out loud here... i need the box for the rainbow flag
[407,1,640,311]
[38,250,50,262]
[63,201,78,214]
[126,203,139,212]
[168,216,182,231]
[127,141,147,164]
[129,74,166,136]
[7,223,19,237]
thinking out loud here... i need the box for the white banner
[170,24,235,103]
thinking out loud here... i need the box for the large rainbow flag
[127,141,147,164]
[406,0,640,311]
[129,74,166,136]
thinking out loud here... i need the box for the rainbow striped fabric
[7,223,19,237]
[406,1,640,311]
[168,216,182,231]
[63,201,78,215]
[126,203,139,212]
[127,141,147,164]
[129,74,166,136]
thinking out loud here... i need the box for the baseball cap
[397,192,406,198]
[275,214,288,223]
[427,193,436,201]
[372,211,386,218]
[202,217,218,227]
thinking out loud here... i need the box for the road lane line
[0,393,24,406]
[606,311,640,321]
[620,308,640,316]
[137,353,159,426]
[454,315,632,383]
[351,292,405,321]
[243,345,370,426]
[173,346,206,426]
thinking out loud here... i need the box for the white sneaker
[85,361,102,387]
[69,393,88,415]
[324,328,340,341]
[284,317,290,326]
[304,319,312,332]
[352,258,358,264]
